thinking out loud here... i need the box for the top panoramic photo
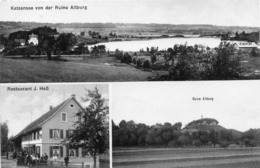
[0,0,259,83]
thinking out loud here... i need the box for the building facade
[13,95,89,159]
[28,33,38,46]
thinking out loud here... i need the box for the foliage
[1,121,9,155]
[114,49,123,60]
[219,140,230,148]
[151,55,157,65]
[67,87,108,168]
[56,33,77,51]
[187,118,219,127]
[136,59,143,68]
[113,119,254,148]
[232,31,259,43]
[149,43,243,81]
[250,48,259,57]
[143,60,150,69]
[208,42,242,80]
[121,52,132,64]
[241,129,260,147]
[41,36,56,60]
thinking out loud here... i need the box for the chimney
[49,105,53,110]
[71,94,76,98]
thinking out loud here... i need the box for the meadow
[113,147,260,168]
[0,56,151,82]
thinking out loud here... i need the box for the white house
[12,95,90,159]
[28,33,39,46]
[224,40,258,49]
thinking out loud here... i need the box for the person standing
[44,153,48,163]
[64,155,69,167]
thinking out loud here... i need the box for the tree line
[113,42,243,80]
[112,120,260,148]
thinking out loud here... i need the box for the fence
[28,161,91,168]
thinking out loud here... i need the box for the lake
[90,37,221,52]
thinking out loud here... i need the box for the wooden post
[82,162,84,168]
[61,161,63,168]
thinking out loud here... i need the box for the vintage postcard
[111,81,260,168]
[0,0,259,82]
[0,83,109,168]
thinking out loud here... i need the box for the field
[113,147,260,168]
[0,56,152,83]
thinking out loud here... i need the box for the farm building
[14,39,26,46]
[28,33,39,46]
[12,95,90,159]
[224,40,258,49]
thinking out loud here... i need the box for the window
[70,104,74,108]
[61,113,67,122]
[50,129,63,139]
[53,129,60,138]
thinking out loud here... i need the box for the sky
[0,83,109,137]
[111,81,260,132]
[0,0,259,27]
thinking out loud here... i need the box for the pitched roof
[13,96,82,139]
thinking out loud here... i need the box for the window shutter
[81,148,84,157]
[60,130,63,139]
[60,146,63,157]
[50,146,53,158]
[66,145,69,156]
[76,148,79,157]
[50,129,53,139]
[66,130,69,138]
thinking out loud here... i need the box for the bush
[220,141,230,148]
[121,52,132,64]
[168,140,178,147]
[133,58,137,65]
[250,48,259,57]
[143,60,150,69]
[151,55,157,64]
[136,59,143,68]
[115,49,123,60]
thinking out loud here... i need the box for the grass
[113,147,260,168]
[0,56,151,82]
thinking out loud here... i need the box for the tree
[209,129,219,147]
[208,42,242,80]
[56,33,77,52]
[67,87,109,168]
[1,121,9,155]
[41,36,56,60]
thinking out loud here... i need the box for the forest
[112,119,260,148]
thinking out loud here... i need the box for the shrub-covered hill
[182,118,243,139]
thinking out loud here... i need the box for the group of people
[15,151,49,166]
[11,150,69,167]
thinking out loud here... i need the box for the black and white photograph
[0,83,109,168]
[112,82,260,168]
[0,0,259,82]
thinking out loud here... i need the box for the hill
[182,118,243,139]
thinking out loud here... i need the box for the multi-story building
[12,95,89,159]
